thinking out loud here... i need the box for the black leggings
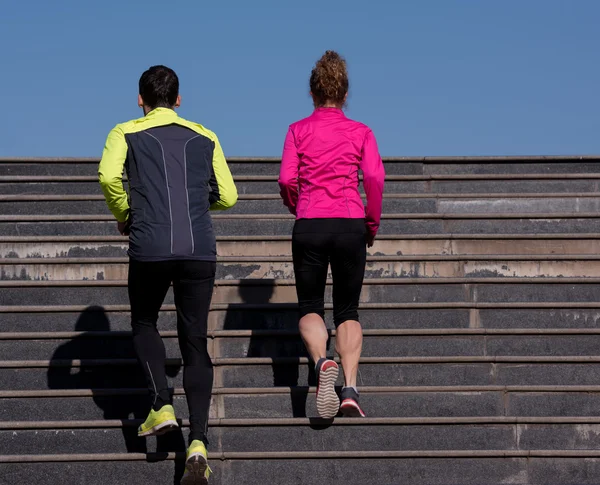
[128,258,216,445]
[292,218,367,327]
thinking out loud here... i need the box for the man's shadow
[47,306,186,484]
[223,280,327,417]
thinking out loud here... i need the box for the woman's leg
[330,223,367,389]
[299,313,328,364]
[292,223,330,363]
[334,319,363,388]
[292,221,340,418]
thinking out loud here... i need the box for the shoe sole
[340,399,366,418]
[138,419,179,437]
[316,362,339,419]
[184,453,209,485]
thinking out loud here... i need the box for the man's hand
[117,220,131,236]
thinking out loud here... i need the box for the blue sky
[1,0,599,157]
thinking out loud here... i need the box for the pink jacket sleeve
[278,127,299,216]
[361,129,385,238]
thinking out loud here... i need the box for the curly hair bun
[310,50,349,107]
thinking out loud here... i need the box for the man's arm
[98,126,130,223]
[209,135,238,210]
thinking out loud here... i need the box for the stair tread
[3,384,600,397]
[5,254,600,263]
[3,355,600,367]
[4,416,600,429]
[3,449,600,462]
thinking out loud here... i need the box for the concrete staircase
[2,156,600,484]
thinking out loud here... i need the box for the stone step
[4,179,600,196]
[1,156,600,176]
[6,418,600,457]
[4,357,600,389]
[3,305,600,333]
[3,330,600,361]
[4,278,600,306]
[0,197,435,216]
[221,359,600,389]
[3,304,600,335]
[3,255,600,280]
[6,452,600,485]
[4,214,600,236]
[7,195,600,216]
[0,387,503,421]
[4,234,600,259]
[5,386,600,420]
[0,158,422,176]
[4,173,600,183]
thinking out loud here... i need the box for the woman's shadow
[222,280,323,417]
[47,306,186,483]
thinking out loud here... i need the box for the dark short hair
[139,65,179,109]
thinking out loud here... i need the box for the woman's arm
[278,127,300,215]
[360,129,385,242]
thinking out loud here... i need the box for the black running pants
[292,218,367,326]
[128,258,215,445]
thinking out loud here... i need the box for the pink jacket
[278,107,385,238]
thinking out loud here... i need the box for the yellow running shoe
[181,440,211,485]
[137,404,179,437]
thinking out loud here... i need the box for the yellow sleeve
[209,135,238,211]
[98,126,130,222]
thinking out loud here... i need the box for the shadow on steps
[46,306,186,484]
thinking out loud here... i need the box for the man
[98,65,238,484]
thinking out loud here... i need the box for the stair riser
[6,363,600,390]
[5,219,600,236]
[8,198,600,216]
[216,335,600,358]
[3,260,600,281]
[0,181,287,195]
[4,180,600,196]
[0,308,471,332]
[3,283,600,306]
[2,462,190,485]
[223,392,600,419]
[5,308,600,333]
[5,334,600,361]
[0,392,507,421]
[6,423,600,455]
[0,160,423,177]
[0,425,511,455]
[0,198,430,215]
[8,458,600,485]
[3,160,600,176]
[5,238,600,259]
[6,392,600,421]
[6,239,599,261]
[222,363,600,388]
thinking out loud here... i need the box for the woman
[279,50,385,419]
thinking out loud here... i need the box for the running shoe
[315,357,340,419]
[339,386,366,417]
[181,440,212,485]
[137,404,179,437]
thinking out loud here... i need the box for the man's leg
[129,259,174,412]
[173,260,216,446]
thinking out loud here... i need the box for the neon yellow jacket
[98,108,238,261]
